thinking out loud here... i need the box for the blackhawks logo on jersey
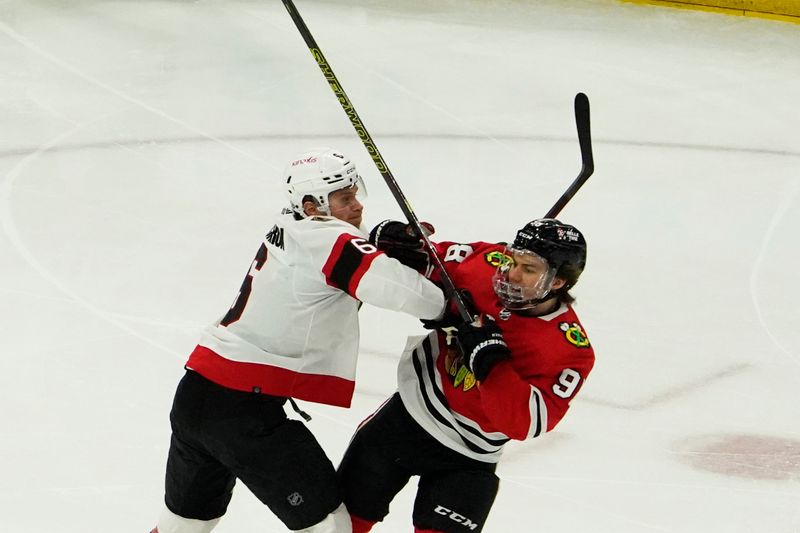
[559,322,590,348]
[484,250,511,268]
[444,347,477,392]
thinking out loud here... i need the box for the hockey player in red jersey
[337,218,595,533]
[151,149,445,533]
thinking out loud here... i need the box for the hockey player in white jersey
[151,148,445,533]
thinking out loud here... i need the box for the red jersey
[397,241,595,462]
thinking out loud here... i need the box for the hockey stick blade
[545,92,594,219]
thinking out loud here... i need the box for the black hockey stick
[281,0,474,320]
[545,93,594,218]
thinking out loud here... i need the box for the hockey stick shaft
[281,0,473,320]
[545,93,594,218]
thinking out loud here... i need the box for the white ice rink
[1,0,798,531]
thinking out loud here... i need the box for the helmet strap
[300,196,330,217]
[503,292,561,316]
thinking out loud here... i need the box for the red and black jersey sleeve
[319,230,445,319]
[321,232,380,298]
[477,310,595,439]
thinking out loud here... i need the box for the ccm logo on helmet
[433,505,479,530]
[291,156,318,166]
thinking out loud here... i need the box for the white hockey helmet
[284,148,366,217]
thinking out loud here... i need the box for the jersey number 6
[221,243,268,326]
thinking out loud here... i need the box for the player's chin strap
[505,292,555,311]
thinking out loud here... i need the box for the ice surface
[1,1,798,531]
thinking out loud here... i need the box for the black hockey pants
[338,393,500,532]
[163,370,341,530]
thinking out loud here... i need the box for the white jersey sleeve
[302,216,445,320]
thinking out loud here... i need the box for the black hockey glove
[455,314,511,382]
[369,219,434,272]
[421,289,475,331]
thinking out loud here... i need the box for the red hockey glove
[369,219,435,272]
[455,314,511,382]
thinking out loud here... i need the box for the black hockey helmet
[511,218,587,289]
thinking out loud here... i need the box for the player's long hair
[553,263,581,306]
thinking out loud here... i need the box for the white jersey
[187,212,445,407]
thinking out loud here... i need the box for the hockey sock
[350,514,377,533]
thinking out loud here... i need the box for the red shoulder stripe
[322,233,380,297]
